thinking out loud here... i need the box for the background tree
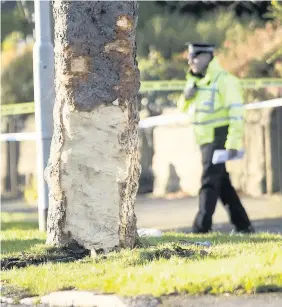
[1,32,34,105]
[1,0,34,43]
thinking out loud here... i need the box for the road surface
[2,194,282,233]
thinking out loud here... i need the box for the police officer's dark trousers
[192,126,252,233]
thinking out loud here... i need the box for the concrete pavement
[1,292,282,307]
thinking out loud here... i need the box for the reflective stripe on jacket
[177,57,244,150]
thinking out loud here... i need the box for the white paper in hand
[212,149,244,165]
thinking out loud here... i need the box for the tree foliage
[1,1,34,43]
[1,32,34,104]
[218,22,282,78]
[137,8,262,58]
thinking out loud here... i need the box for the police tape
[243,78,282,89]
[0,132,38,142]
[1,98,281,141]
[1,102,34,116]
[139,98,282,129]
[1,78,282,116]
[140,80,186,92]
[140,78,282,92]
[244,98,282,110]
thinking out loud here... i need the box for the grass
[1,212,282,299]
[1,213,45,256]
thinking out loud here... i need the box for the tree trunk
[45,1,140,253]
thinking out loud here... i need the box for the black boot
[231,225,255,235]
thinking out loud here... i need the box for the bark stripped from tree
[45,1,140,252]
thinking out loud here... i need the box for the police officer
[178,43,254,234]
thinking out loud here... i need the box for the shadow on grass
[1,243,90,270]
[256,284,282,293]
[0,284,33,301]
[164,217,282,235]
[1,239,46,255]
[139,232,282,248]
[113,231,282,267]
[1,221,39,231]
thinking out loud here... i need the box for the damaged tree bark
[45,1,140,252]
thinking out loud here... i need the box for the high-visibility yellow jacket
[177,57,244,150]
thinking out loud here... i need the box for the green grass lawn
[1,212,282,299]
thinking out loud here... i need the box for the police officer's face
[188,53,212,74]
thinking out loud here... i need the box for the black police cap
[185,43,215,55]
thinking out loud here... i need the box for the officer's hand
[183,85,197,100]
[227,149,238,159]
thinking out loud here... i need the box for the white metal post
[33,0,54,231]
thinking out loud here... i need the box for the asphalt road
[135,194,282,234]
[1,194,282,233]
